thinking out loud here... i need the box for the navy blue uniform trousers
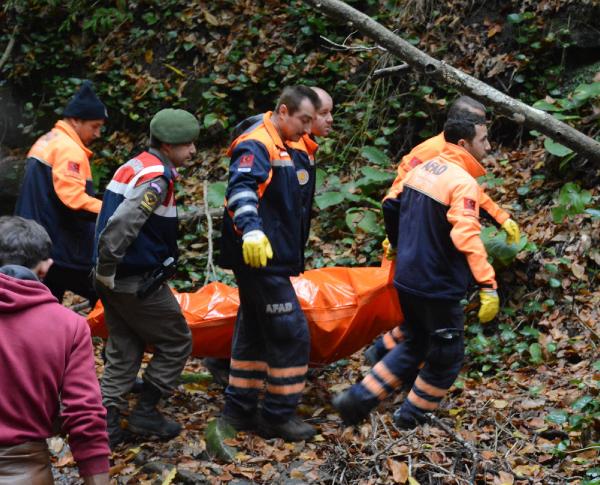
[224,271,310,423]
[349,290,464,422]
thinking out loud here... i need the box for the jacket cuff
[495,210,510,225]
[78,455,110,477]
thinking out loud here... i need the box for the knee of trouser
[427,329,464,369]
[265,305,309,343]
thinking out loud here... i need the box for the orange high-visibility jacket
[386,132,510,225]
[15,120,101,269]
[383,143,497,300]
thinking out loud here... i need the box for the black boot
[363,344,381,366]
[127,381,182,439]
[202,358,230,387]
[256,414,316,442]
[332,389,371,426]
[106,406,129,450]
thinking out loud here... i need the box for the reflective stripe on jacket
[386,132,510,225]
[219,112,316,275]
[383,143,497,300]
[15,120,100,270]
[94,151,178,277]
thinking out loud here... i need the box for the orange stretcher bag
[87,259,403,365]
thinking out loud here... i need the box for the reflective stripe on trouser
[98,282,192,409]
[224,271,310,422]
[349,290,464,420]
[0,441,53,485]
[371,324,405,362]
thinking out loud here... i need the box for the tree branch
[0,27,18,73]
[371,63,410,78]
[305,0,600,164]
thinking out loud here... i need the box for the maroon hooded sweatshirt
[0,271,109,477]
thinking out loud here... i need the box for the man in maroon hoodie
[0,216,110,484]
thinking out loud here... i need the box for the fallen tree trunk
[305,0,600,165]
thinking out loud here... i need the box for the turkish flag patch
[463,197,476,210]
[409,156,421,168]
[67,161,80,173]
[239,154,254,168]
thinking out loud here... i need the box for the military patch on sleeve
[67,161,80,173]
[237,154,254,172]
[140,189,161,215]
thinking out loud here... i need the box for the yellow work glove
[478,289,499,323]
[501,218,520,245]
[242,230,273,268]
[382,237,396,260]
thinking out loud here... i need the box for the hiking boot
[257,414,316,442]
[106,406,130,450]
[220,411,257,432]
[127,381,181,440]
[203,358,230,387]
[363,343,381,366]
[393,404,427,430]
[332,389,370,426]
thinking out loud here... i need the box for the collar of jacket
[54,120,93,158]
[440,142,486,178]
[262,111,288,151]
[302,134,319,156]
[0,265,39,281]
[147,147,179,180]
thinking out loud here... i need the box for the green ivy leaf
[529,343,543,364]
[571,395,593,412]
[546,409,569,425]
[206,181,226,208]
[315,191,345,210]
[360,146,390,165]
[544,138,573,157]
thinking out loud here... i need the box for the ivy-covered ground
[1,0,598,483]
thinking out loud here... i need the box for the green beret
[150,109,200,144]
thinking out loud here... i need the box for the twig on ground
[427,415,480,484]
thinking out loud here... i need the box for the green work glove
[382,237,396,260]
[242,230,273,268]
[478,289,499,323]
[501,218,520,245]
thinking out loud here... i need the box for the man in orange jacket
[364,96,519,365]
[16,81,107,305]
[333,115,500,428]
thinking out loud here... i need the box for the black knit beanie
[63,80,108,120]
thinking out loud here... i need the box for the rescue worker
[333,115,500,428]
[364,96,520,365]
[94,109,198,448]
[15,80,107,305]
[218,86,321,442]
[203,87,333,388]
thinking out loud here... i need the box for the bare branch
[319,33,386,52]
[371,63,410,78]
[0,26,18,73]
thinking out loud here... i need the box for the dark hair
[444,116,486,144]
[276,85,321,114]
[447,95,486,123]
[0,216,52,269]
